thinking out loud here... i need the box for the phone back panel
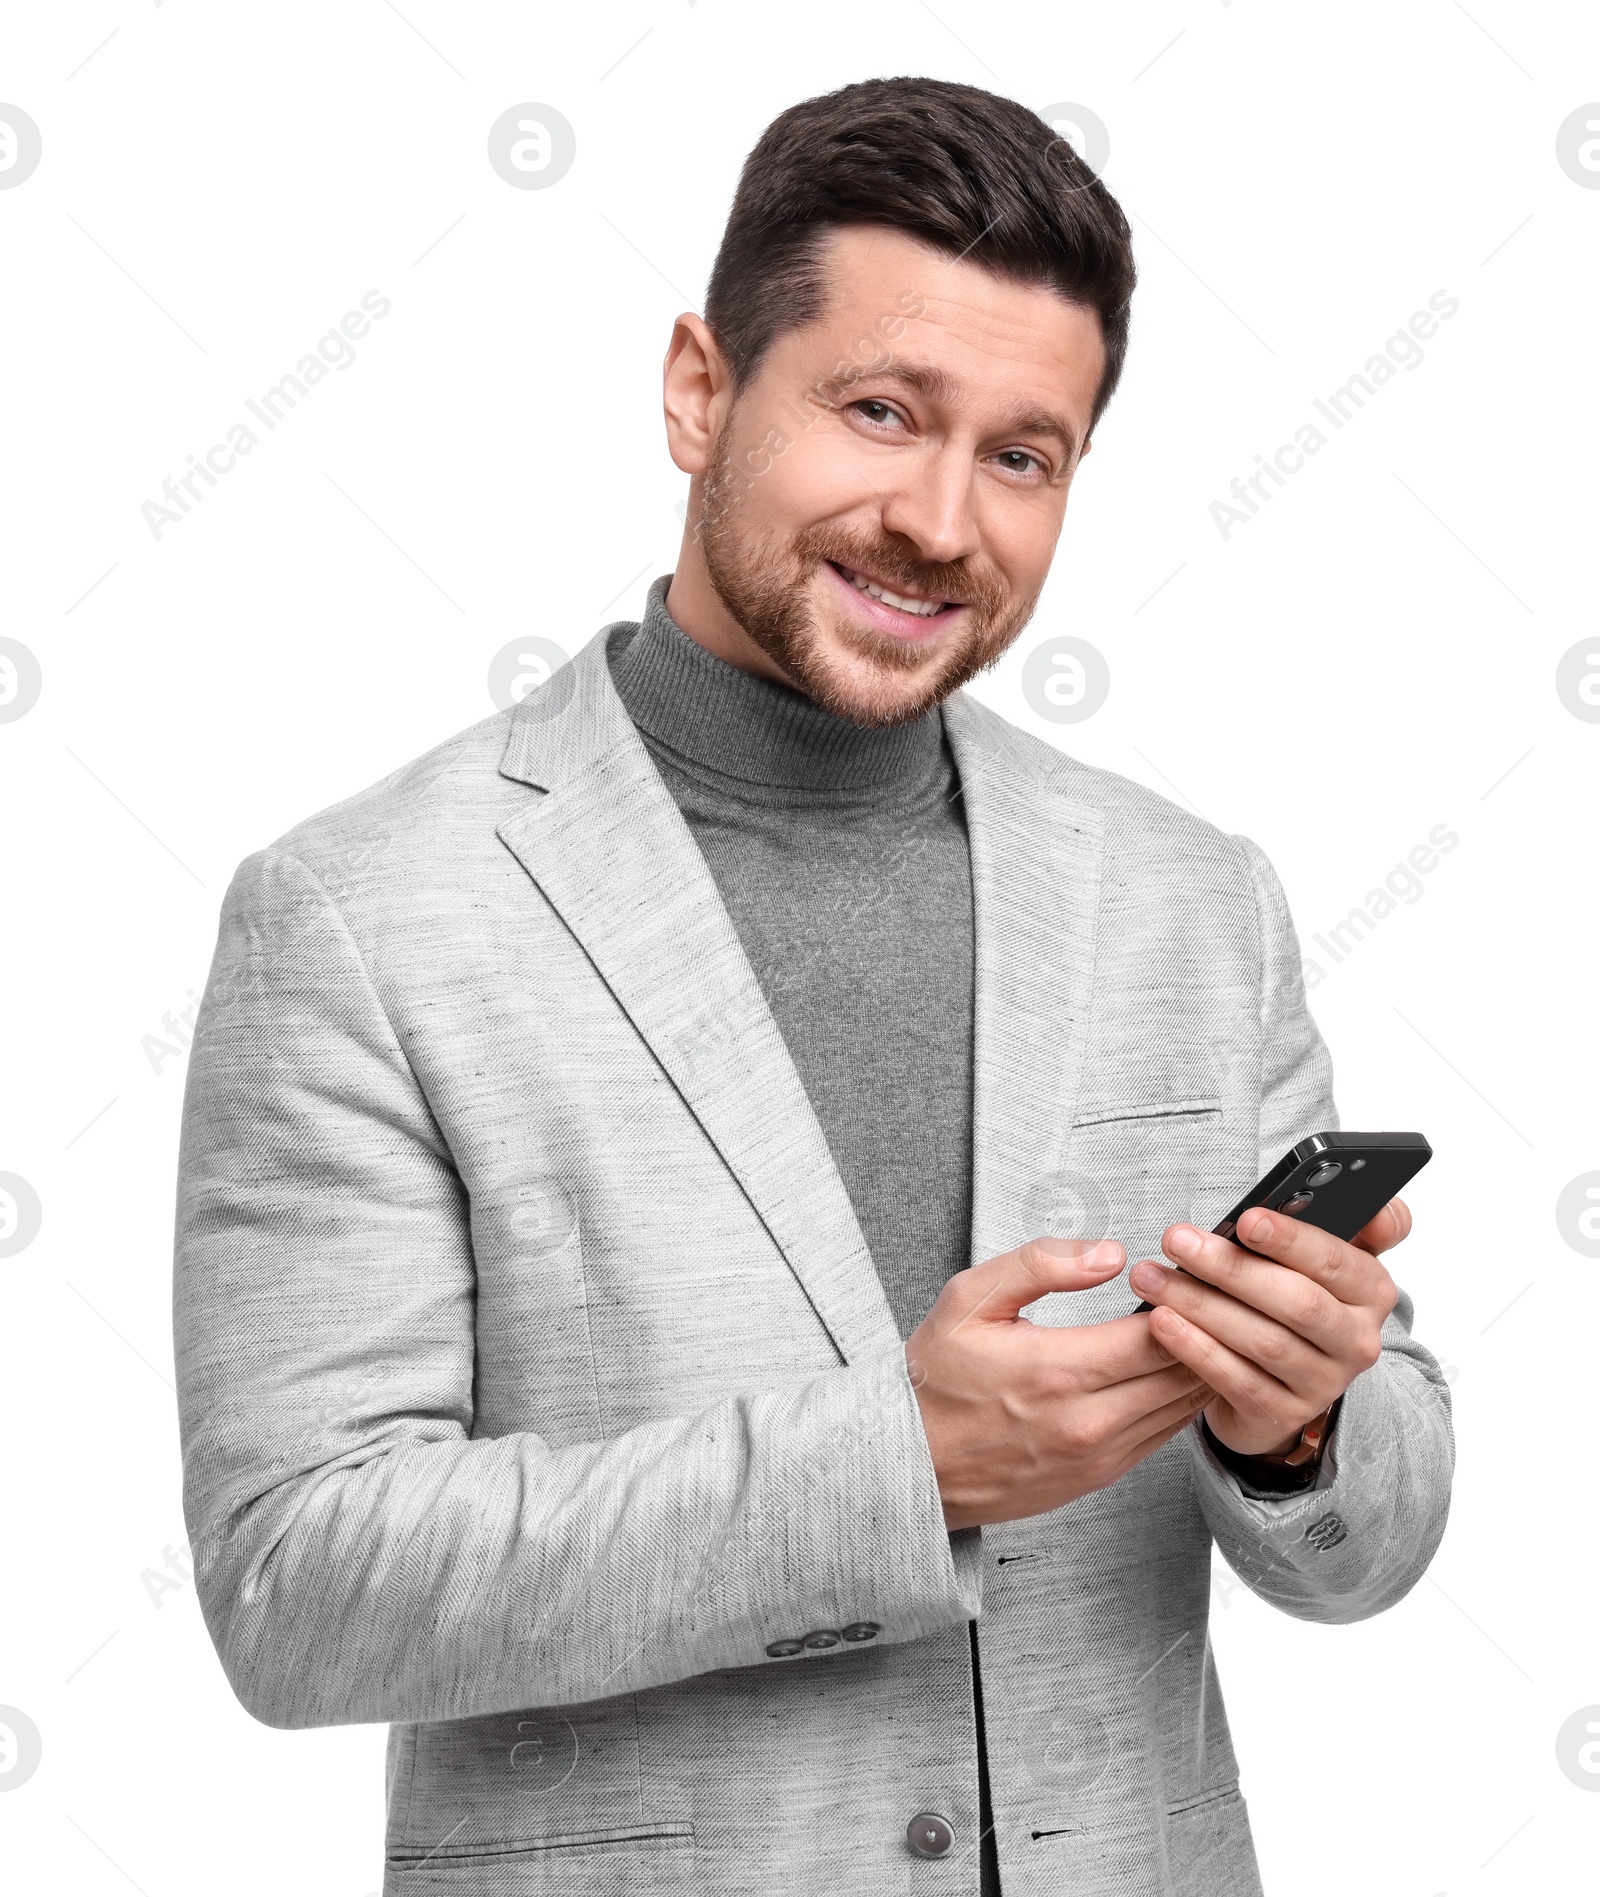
[1214,1131,1432,1244]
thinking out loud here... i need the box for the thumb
[954,1235,1127,1326]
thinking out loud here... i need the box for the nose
[877,444,982,566]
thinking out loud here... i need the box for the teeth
[846,567,943,617]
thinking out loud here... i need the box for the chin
[800,637,956,729]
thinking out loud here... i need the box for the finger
[947,1236,1127,1334]
[1351,1195,1411,1257]
[1187,1207,1387,1308]
[1140,1237,1349,1351]
[1129,1260,1334,1385]
[1089,1361,1211,1436]
[1041,1309,1187,1391]
[1105,1399,1212,1485]
[1145,1305,1303,1435]
[1105,1376,1215,1448]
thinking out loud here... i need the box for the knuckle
[1211,1243,1248,1289]
[1286,1281,1325,1331]
[940,1264,982,1308]
[1252,1325,1291,1368]
[1014,1241,1055,1291]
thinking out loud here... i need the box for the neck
[608,576,944,794]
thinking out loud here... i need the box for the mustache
[796,527,1009,614]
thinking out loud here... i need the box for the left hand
[1127,1199,1409,1458]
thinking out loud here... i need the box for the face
[666,225,1107,727]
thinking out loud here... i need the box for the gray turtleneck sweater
[608,578,1001,1894]
[607,578,976,1341]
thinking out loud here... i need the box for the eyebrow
[854,360,1081,463]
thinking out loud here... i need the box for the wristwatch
[1252,1397,1340,1469]
[1201,1396,1342,1494]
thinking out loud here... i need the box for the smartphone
[1131,1130,1432,1311]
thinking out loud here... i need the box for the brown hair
[705,77,1137,435]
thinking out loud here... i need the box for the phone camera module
[1306,1162,1342,1187]
[1276,1191,1315,1216]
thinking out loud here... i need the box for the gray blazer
[174,624,1453,1895]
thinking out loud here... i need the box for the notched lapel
[945,694,1107,1265]
[494,634,899,1367]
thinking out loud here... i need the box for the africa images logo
[139,292,391,539]
[1209,292,1460,541]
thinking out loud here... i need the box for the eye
[993,448,1045,478]
[850,398,905,428]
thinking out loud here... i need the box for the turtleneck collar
[606,575,947,795]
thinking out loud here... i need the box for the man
[175,77,1452,1895]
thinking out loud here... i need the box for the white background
[2,3,1597,1893]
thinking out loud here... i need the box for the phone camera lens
[1306,1162,1342,1187]
[1276,1191,1314,1216]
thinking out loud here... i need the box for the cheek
[740,422,885,530]
[973,487,1066,591]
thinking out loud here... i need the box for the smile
[826,560,963,626]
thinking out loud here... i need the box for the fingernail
[1167,1226,1200,1260]
[1130,1262,1165,1295]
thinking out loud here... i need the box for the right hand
[905,1236,1215,1531]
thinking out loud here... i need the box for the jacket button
[906,1812,955,1858]
[841,1621,880,1642]
[801,1629,840,1649]
[764,1639,803,1658]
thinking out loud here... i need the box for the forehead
[780,223,1107,428]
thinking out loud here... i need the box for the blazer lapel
[495,630,899,1366]
[943,694,1108,1266]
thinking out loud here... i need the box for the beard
[696,422,1041,729]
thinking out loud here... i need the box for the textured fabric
[607,580,975,1342]
[608,580,997,1888]
[173,619,1455,1896]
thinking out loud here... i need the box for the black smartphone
[1131,1130,1432,1311]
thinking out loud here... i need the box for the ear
[663,312,735,477]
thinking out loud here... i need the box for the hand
[906,1236,1216,1531]
[1127,1199,1410,1458]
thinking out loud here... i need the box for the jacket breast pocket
[1022,1101,1228,1326]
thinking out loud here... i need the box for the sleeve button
[841,1621,881,1642]
[800,1629,840,1649]
[764,1639,804,1658]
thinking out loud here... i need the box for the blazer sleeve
[174,847,981,1730]
[1182,833,1454,1623]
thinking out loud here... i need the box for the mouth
[823,559,967,642]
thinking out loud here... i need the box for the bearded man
[175,76,1452,1897]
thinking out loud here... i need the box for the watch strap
[1201,1396,1342,1495]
